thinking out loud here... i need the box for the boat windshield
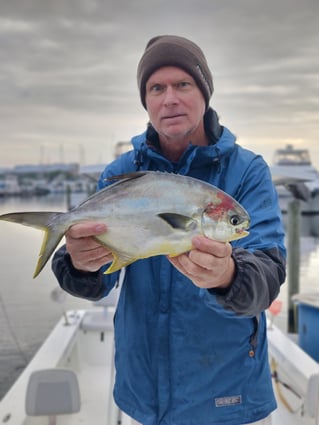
[273,144,312,166]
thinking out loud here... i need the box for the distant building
[13,163,79,175]
[0,141,133,198]
[0,174,21,196]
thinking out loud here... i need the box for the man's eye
[177,81,192,89]
[150,84,162,92]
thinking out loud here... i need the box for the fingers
[192,236,232,259]
[180,236,232,272]
[66,222,107,239]
[167,236,234,289]
[65,222,113,273]
[68,243,113,273]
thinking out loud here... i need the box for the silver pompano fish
[0,171,250,278]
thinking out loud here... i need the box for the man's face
[145,66,206,142]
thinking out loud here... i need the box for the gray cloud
[0,0,318,167]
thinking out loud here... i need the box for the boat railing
[268,323,319,419]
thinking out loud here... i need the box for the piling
[66,185,72,211]
[287,199,301,333]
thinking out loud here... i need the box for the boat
[0,286,318,425]
[0,289,133,425]
[267,309,319,425]
[270,144,319,237]
[270,144,319,213]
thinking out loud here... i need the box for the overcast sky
[1,0,318,169]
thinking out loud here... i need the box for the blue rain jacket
[52,111,286,425]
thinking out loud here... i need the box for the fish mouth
[230,229,249,241]
[236,227,249,235]
[235,228,250,238]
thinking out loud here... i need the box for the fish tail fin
[0,211,66,278]
[34,223,66,278]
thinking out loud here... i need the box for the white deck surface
[0,309,318,425]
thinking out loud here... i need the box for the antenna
[79,144,85,165]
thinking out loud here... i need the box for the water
[0,197,319,400]
[0,195,90,400]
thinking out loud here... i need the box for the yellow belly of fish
[97,228,197,274]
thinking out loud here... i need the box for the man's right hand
[65,222,113,273]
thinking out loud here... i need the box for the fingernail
[192,236,202,247]
[95,224,106,233]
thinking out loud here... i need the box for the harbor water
[0,195,319,400]
[0,195,89,400]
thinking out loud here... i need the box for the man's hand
[65,222,113,272]
[167,236,235,289]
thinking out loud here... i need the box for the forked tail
[0,211,66,278]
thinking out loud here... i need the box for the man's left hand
[167,236,235,289]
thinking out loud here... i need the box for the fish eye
[230,215,242,226]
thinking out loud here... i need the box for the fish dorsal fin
[105,171,174,184]
[158,213,197,231]
[105,171,149,183]
[77,172,151,208]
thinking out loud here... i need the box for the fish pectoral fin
[158,213,197,231]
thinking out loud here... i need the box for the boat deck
[0,308,318,425]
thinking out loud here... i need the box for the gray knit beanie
[137,35,214,110]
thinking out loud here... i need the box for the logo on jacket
[215,395,242,407]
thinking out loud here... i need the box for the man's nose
[163,87,179,106]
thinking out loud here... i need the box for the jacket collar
[131,108,237,171]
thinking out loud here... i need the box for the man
[52,35,286,425]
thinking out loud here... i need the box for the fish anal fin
[158,213,197,231]
[103,252,136,274]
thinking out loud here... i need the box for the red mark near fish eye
[217,192,236,210]
[205,194,235,218]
